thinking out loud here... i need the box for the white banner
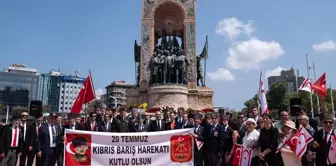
[64,129,194,166]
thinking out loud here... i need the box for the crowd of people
[0,106,334,166]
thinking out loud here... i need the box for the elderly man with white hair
[297,114,315,136]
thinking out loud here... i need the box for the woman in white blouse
[242,118,260,166]
[280,120,301,166]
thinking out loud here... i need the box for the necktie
[106,123,108,131]
[12,127,18,147]
[324,132,329,143]
[195,126,198,133]
[51,125,56,144]
[92,122,95,131]
[140,125,143,131]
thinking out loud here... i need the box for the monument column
[184,18,197,85]
[139,19,154,91]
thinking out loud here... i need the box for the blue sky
[1,0,336,110]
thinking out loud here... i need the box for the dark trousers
[208,153,220,166]
[42,148,56,166]
[194,149,203,166]
[56,149,63,166]
[19,149,35,166]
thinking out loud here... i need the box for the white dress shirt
[48,125,56,148]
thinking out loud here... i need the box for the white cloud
[227,38,285,70]
[312,40,336,53]
[95,89,104,99]
[265,66,286,78]
[207,68,235,81]
[215,17,255,41]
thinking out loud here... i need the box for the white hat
[244,118,257,126]
[284,120,296,130]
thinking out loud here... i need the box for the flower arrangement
[146,107,161,113]
[139,103,148,109]
[201,108,215,113]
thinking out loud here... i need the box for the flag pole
[313,61,320,114]
[258,71,262,116]
[306,54,314,119]
[330,84,335,114]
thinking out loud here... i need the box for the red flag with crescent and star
[70,72,95,114]
[312,72,326,98]
[232,143,242,165]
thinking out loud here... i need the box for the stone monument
[127,0,213,110]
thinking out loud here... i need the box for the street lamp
[109,96,117,108]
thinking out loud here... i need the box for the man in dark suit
[144,112,152,130]
[204,112,225,166]
[135,116,148,132]
[84,112,101,131]
[150,111,166,132]
[0,114,23,166]
[37,113,62,166]
[101,113,116,132]
[175,107,185,129]
[63,114,84,131]
[115,107,134,132]
[192,113,204,166]
[25,115,43,166]
[18,111,29,166]
[309,113,336,166]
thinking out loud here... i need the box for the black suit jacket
[174,117,184,129]
[204,124,225,154]
[150,119,166,132]
[84,121,102,131]
[37,124,61,154]
[0,125,24,155]
[312,129,335,166]
[23,124,39,152]
[101,121,115,132]
[135,124,148,132]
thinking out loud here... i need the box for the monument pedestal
[126,84,213,110]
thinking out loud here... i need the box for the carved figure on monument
[163,47,175,84]
[196,36,208,87]
[134,40,141,86]
[174,48,189,84]
[149,50,163,84]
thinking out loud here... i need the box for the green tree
[267,81,290,110]
[244,94,258,109]
[0,104,5,114]
[11,106,27,115]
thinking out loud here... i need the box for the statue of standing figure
[174,48,189,84]
[163,47,175,84]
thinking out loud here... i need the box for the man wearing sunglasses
[309,113,334,166]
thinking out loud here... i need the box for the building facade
[106,81,134,108]
[38,71,86,113]
[38,71,61,112]
[58,75,85,113]
[268,68,305,93]
[0,64,40,107]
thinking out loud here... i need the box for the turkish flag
[312,72,327,97]
[71,73,95,114]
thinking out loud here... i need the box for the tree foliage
[11,106,27,115]
[267,81,290,110]
[244,94,258,109]
[244,81,336,114]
